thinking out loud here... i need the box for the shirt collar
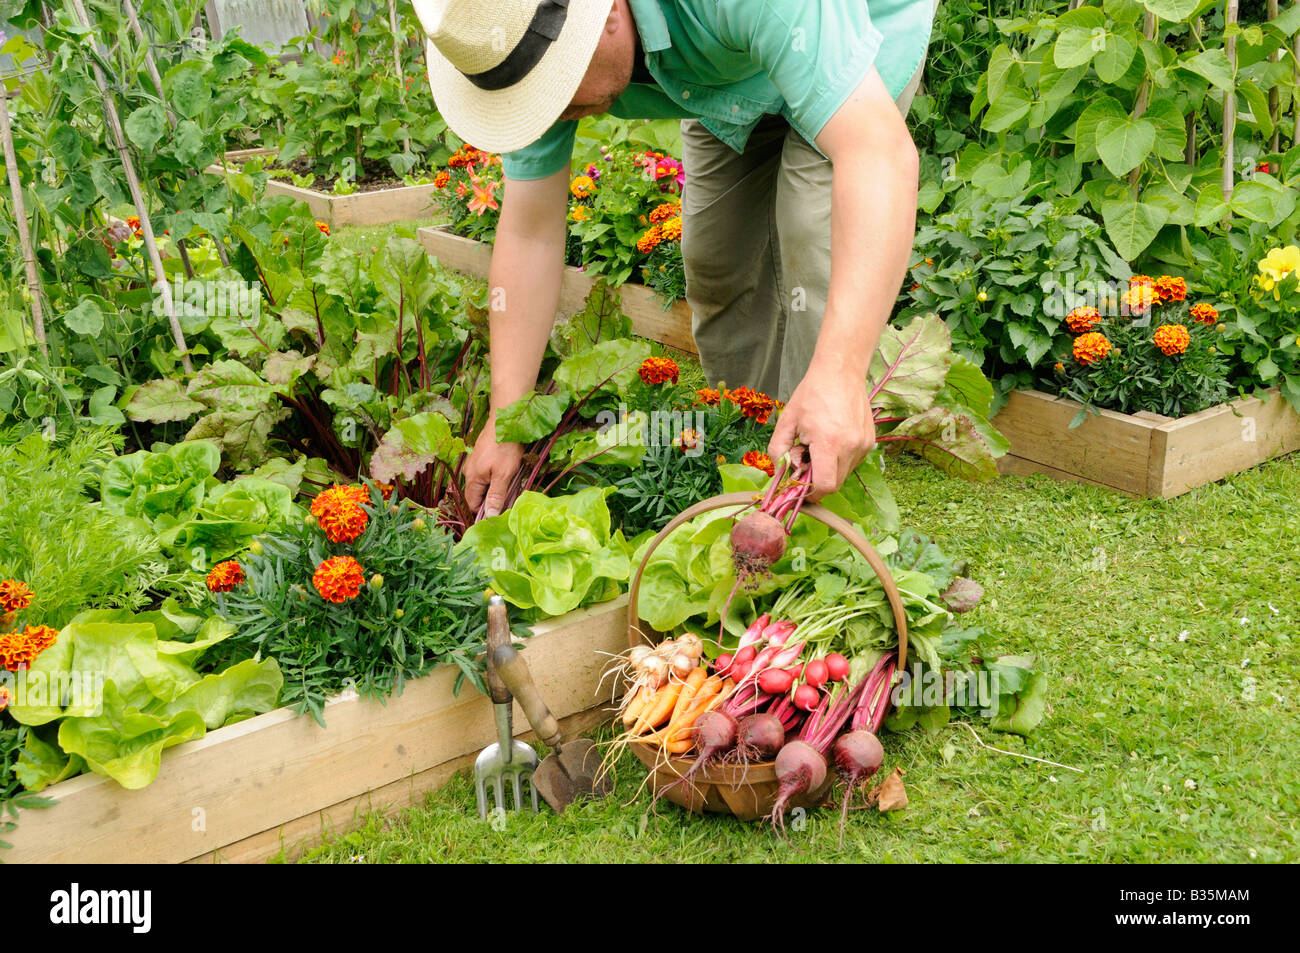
[627,0,672,53]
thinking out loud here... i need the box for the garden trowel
[488,637,611,814]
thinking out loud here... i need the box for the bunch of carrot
[621,663,736,755]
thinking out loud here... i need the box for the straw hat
[413,0,611,154]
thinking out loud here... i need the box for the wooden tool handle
[490,644,563,749]
[485,595,512,706]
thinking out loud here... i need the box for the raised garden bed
[992,388,1300,498]
[5,596,628,864]
[417,226,697,354]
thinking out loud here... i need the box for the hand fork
[473,595,539,818]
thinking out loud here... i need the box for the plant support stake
[0,87,48,355]
[70,0,193,373]
[1221,0,1238,223]
[388,0,412,155]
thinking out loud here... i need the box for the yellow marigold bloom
[570,175,596,199]
[636,223,664,254]
[1053,361,1065,374]
[639,356,679,386]
[1154,275,1187,303]
[571,205,591,222]
[206,560,245,593]
[658,216,682,242]
[313,555,366,604]
[1154,324,1190,356]
[0,624,60,671]
[1065,306,1101,333]
[742,450,775,476]
[1072,332,1112,366]
[1257,245,1300,283]
[1190,302,1219,325]
[0,579,34,614]
[649,201,681,224]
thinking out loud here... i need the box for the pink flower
[467,176,499,216]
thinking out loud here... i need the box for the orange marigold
[1153,323,1190,356]
[206,560,245,593]
[696,387,721,406]
[742,450,775,476]
[320,503,369,544]
[1123,284,1156,316]
[1190,302,1219,325]
[0,579,34,614]
[675,428,701,452]
[311,485,370,520]
[0,683,9,712]
[315,221,331,236]
[570,175,596,199]
[639,356,679,386]
[658,216,682,242]
[1154,275,1187,303]
[377,482,395,501]
[1053,361,1065,374]
[636,223,664,254]
[1072,332,1112,366]
[649,201,681,224]
[725,386,778,425]
[1065,306,1101,333]
[313,555,366,604]
[0,624,60,672]
[571,205,591,222]
[433,170,450,189]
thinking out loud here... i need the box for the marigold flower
[649,201,681,225]
[1072,332,1112,366]
[674,428,701,452]
[312,485,369,519]
[311,485,371,544]
[658,216,682,242]
[1154,324,1190,356]
[636,223,664,254]
[742,450,775,476]
[1053,361,1065,374]
[725,386,778,424]
[639,356,679,386]
[376,482,395,501]
[0,624,60,671]
[433,170,450,189]
[315,221,330,236]
[696,387,721,406]
[0,579,34,614]
[1154,275,1186,303]
[206,560,245,593]
[1065,306,1101,333]
[1123,283,1155,316]
[0,684,9,712]
[571,205,591,222]
[126,215,143,238]
[570,175,596,199]
[1190,302,1219,325]
[313,555,366,604]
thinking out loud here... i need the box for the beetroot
[657,710,738,809]
[734,712,784,762]
[769,740,827,834]
[832,730,885,846]
[730,511,788,579]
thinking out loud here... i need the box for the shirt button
[681,90,691,99]
[731,104,739,113]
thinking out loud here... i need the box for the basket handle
[626,491,909,669]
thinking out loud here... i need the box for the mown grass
[293,449,1300,864]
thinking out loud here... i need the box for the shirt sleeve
[711,0,885,144]
[499,120,579,181]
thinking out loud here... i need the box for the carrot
[633,678,682,734]
[681,674,722,717]
[669,666,708,721]
[622,685,651,727]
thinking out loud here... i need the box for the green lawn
[293,449,1300,864]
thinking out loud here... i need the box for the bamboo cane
[384,0,410,154]
[1222,0,1238,222]
[1293,33,1299,147]
[1129,11,1157,196]
[69,0,192,373]
[1267,0,1279,154]
[0,87,48,356]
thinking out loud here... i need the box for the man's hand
[463,414,524,518]
[768,358,876,500]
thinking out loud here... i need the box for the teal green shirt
[501,0,935,180]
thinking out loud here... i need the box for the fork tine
[511,772,523,811]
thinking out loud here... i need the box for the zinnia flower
[696,387,721,406]
[639,356,679,386]
[649,201,681,225]
[0,579,34,615]
[315,221,330,236]
[1065,306,1101,333]
[1154,275,1187,303]
[313,555,366,604]
[1190,302,1219,325]
[206,560,245,593]
[1154,324,1190,356]
[570,175,596,199]
[742,450,775,476]
[0,624,60,671]
[1073,332,1112,366]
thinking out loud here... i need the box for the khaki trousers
[681,61,926,402]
